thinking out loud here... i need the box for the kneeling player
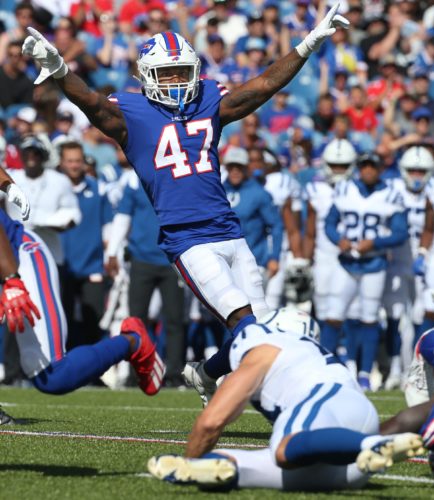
[148,309,423,492]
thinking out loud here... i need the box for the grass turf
[0,387,432,499]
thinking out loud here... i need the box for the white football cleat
[356,433,424,473]
[182,361,217,407]
[384,374,401,391]
[148,455,237,487]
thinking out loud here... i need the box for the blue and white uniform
[264,172,301,309]
[304,178,339,321]
[219,323,377,491]
[383,178,426,324]
[0,208,67,377]
[110,79,269,321]
[325,179,408,323]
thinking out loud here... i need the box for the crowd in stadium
[1,0,434,393]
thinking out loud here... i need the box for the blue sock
[415,317,434,347]
[284,428,367,466]
[203,337,234,379]
[359,322,380,374]
[32,336,131,395]
[321,322,340,353]
[419,329,434,366]
[203,315,256,379]
[344,319,359,361]
[386,318,401,357]
[231,314,257,337]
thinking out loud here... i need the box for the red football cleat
[120,317,166,395]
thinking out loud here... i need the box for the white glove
[22,27,68,85]
[295,3,350,58]
[6,183,30,221]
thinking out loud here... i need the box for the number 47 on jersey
[154,118,214,179]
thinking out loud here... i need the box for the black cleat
[0,406,15,425]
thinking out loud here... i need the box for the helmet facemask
[401,167,432,192]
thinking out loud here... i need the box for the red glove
[0,277,41,333]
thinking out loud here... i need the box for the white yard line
[379,474,434,484]
[0,429,265,448]
[0,401,260,415]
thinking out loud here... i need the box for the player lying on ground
[0,208,164,426]
[148,309,424,492]
[22,3,349,406]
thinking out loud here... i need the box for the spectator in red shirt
[343,85,378,138]
[366,54,406,112]
[119,0,166,35]
[70,0,113,38]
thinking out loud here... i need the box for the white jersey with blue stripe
[387,177,426,263]
[229,323,359,423]
[332,179,405,258]
[264,171,301,211]
[304,180,338,258]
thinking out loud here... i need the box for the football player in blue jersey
[22,4,349,404]
[323,153,409,391]
[0,207,165,399]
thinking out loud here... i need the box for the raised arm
[22,27,127,146]
[219,3,349,126]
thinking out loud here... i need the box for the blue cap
[412,107,432,121]
[245,37,267,52]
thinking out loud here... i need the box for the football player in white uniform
[383,146,433,390]
[148,308,423,492]
[322,153,409,391]
[303,138,357,326]
[258,148,305,309]
[413,148,434,341]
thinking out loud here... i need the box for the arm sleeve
[373,210,409,249]
[325,204,342,245]
[106,213,132,257]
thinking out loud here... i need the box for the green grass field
[0,387,433,499]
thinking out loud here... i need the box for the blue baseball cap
[412,107,432,121]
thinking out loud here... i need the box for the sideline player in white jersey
[413,149,434,340]
[148,308,423,492]
[303,138,357,326]
[323,153,409,391]
[382,146,434,390]
[0,208,165,400]
[258,148,305,309]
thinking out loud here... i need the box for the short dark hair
[15,2,34,15]
[59,141,84,157]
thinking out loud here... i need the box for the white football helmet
[399,146,434,192]
[137,32,201,110]
[322,138,357,184]
[259,307,320,341]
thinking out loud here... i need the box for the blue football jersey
[111,79,235,226]
[0,208,23,260]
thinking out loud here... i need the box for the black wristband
[1,272,21,284]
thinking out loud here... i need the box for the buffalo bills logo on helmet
[140,38,156,56]
[21,241,41,253]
